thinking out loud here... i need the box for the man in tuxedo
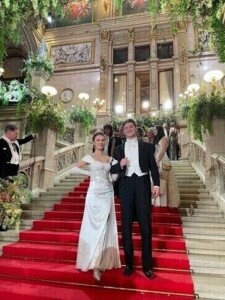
[111,119,160,278]
[0,124,36,181]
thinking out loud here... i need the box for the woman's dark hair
[137,126,144,137]
[92,131,105,142]
[103,124,113,137]
[121,119,137,130]
[154,125,165,144]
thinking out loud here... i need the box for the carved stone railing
[211,153,225,209]
[54,143,84,181]
[190,118,225,209]
[190,140,206,182]
[19,143,84,194]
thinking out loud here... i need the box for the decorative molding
[59,88,74,103]
[100,30,111,41]
[51,41,94,66]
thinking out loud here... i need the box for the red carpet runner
[0,178,194,299]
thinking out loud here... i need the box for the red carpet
[0,178,195,299]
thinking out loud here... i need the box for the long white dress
[76,154,121,271]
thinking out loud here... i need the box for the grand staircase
[0,161,225,299]
[172,160,225,300]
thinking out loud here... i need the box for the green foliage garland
[69,105,96,134]
[18,95,68,135]
[22,53,54,77]
[0,0,66,62]
[179,90,225,141]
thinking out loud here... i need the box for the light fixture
[163,99,173,111]
[187,83,200,93]
[142,100,150,110]
[93,98,105,110]
[47,12,53,23]
[41,85,57,99]
[78,92,89,101]
[115,104,124,114]
[203,70,224,83]
[0,65,4,76]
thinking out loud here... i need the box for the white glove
[70,167,90,176]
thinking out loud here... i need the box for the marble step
[21,203,54,210]
[180,194,213,200]
[179,188,209,194]
[179,201,218,208]
[193,273,225,299]
[186,238,225,251]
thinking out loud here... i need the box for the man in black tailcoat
[111,119,160,279]
[0,124,36,180]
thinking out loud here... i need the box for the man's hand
[120,157,129,169]
[32,134,38,140]
[152,186,160,198]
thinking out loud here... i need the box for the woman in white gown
[71,131,121,281]
[152,125,180,208]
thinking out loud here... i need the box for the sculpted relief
[51,42,92,65]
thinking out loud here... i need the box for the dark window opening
[135,45,150,62]
[113,48,128,64]
[157,43,173,59]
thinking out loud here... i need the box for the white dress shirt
[125,137,147,177]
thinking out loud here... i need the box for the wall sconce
[41,85,57,100]
[93,98,105,110]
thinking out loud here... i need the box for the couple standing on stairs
[71,119,160,281]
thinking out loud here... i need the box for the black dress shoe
[143,268,154,279]
[123,265,133,276]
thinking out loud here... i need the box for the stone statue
[37,39,48,58]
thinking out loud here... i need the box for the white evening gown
[76,154,121,271]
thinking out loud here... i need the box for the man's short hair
[122,119,137,130]
[5,124,19,133]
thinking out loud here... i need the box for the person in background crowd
[169,122,179,161]
[0,124,37,231]
[103,124,122,156]
[111,119,160,279]
[152,125,180,208]
[0,124,37,181]
[71,131,121,281]
[163,122,170,157]
[147,127,155,144]
[136,126,149,143]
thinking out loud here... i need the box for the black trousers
[118,173,152,269]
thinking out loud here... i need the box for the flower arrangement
[22,53,54,77]
[22,96,68,135]
[179,88,225,141]
[69,105,96,134]
[0,81,7,107]
[0,175,32,231]
[0,79,33,107]
[111,112,178,132]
